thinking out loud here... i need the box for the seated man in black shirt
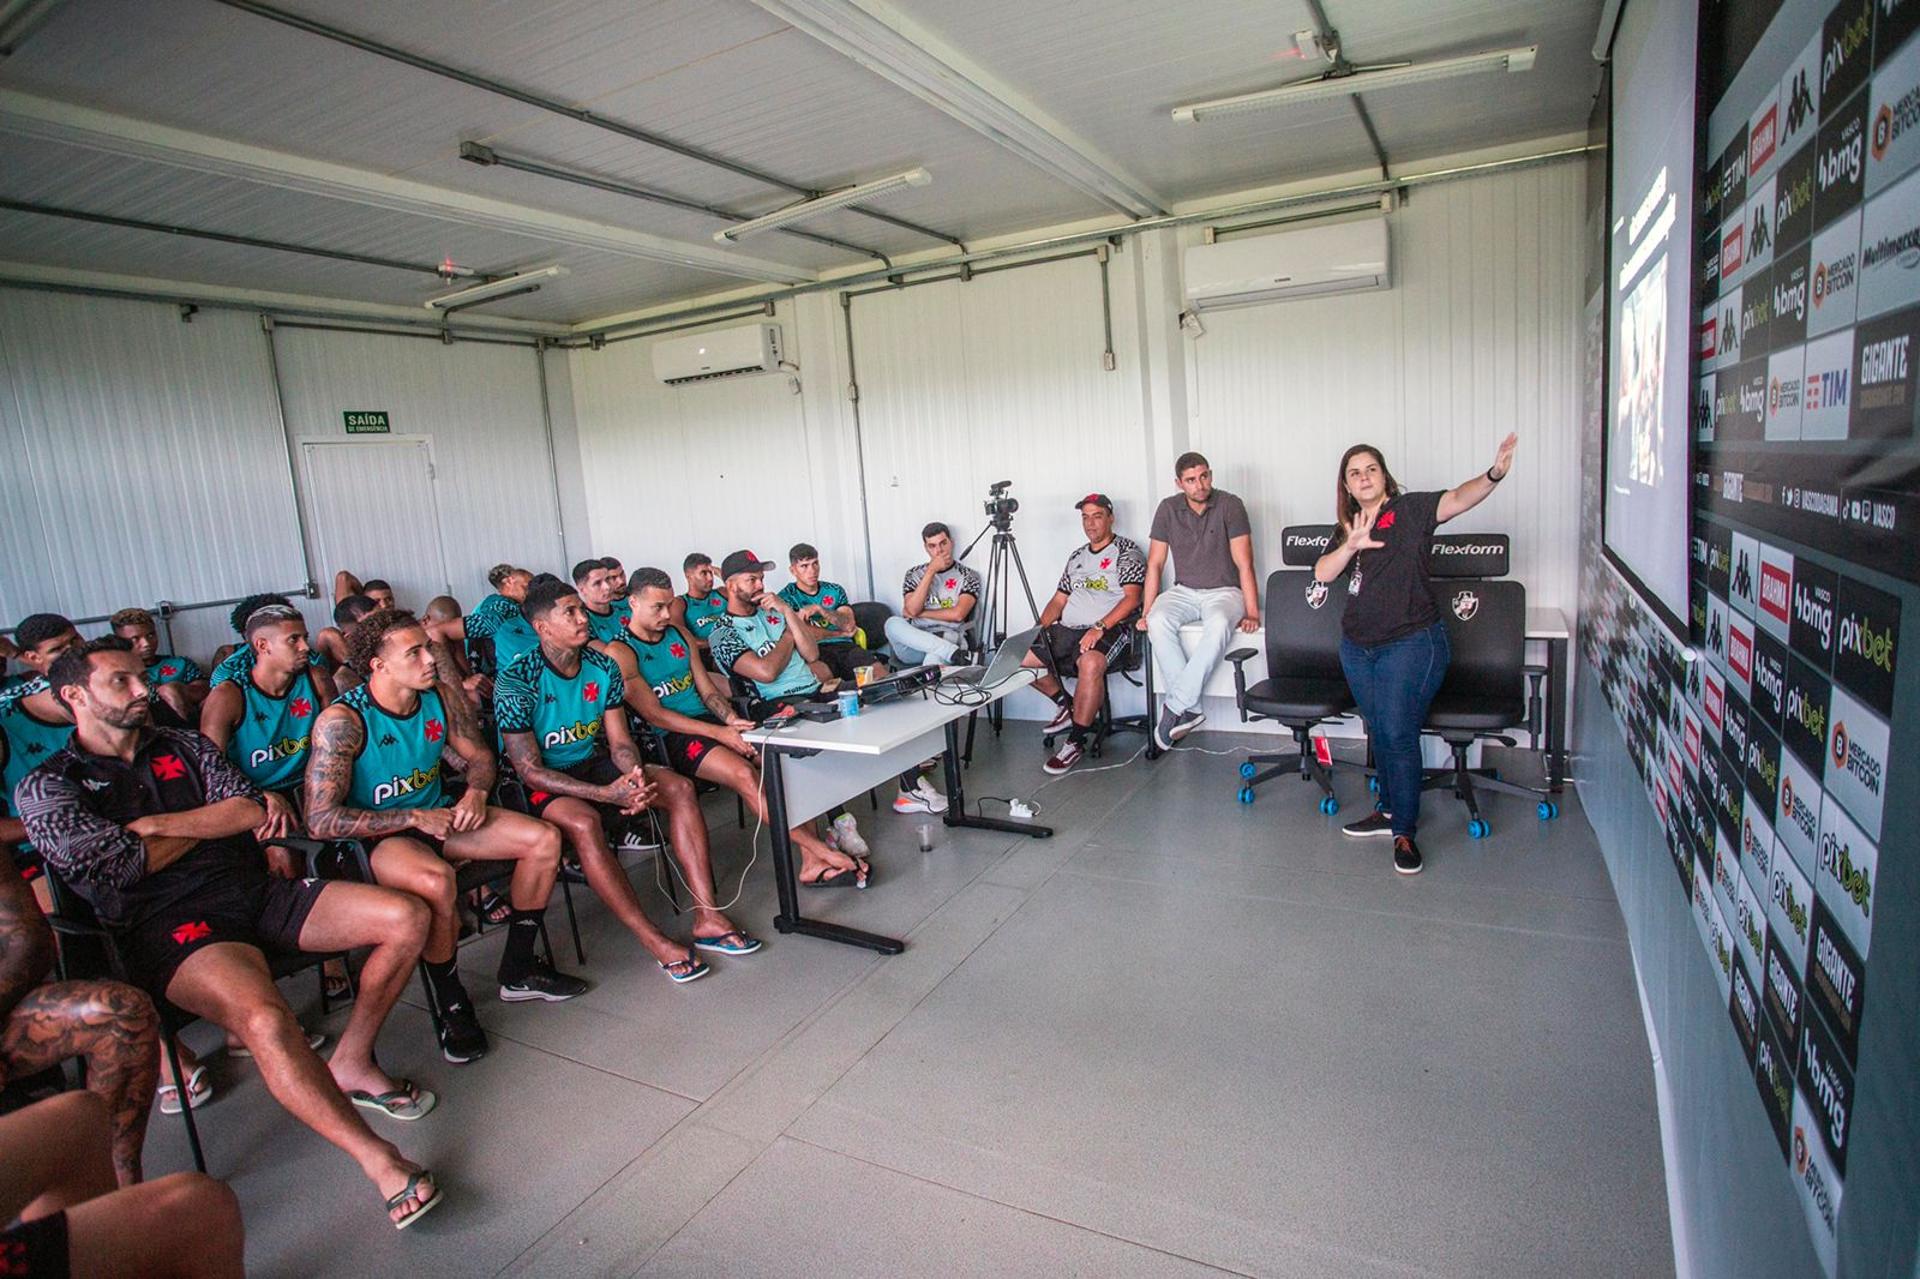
[16,638,445,1229]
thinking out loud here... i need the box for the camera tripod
[955,518,1049,756]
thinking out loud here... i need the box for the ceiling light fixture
[1172,45,1537,121]
[425,264,567,311]
[715,168,932,243]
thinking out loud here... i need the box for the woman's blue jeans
[1339,622,1452,838]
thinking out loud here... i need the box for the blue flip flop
[659,956,712,984]
[693,931,763,956]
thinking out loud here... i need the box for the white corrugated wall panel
[0,289,305,650]
[566,298,857,586]
[851,250,1152,608]
[270,327,567,606]
[1187,163,1588,617]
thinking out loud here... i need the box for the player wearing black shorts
[599,568,873,888]
[17,638,444,1229]
[777,543,885,684]
[497,577,757,983]
[1021,494,1146,775]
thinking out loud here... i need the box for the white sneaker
[616,824,662,853]
[893,777,949,814]
[1043,703,1074,735]
[830,813,870,858]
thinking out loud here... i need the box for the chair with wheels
[1419,578,1559,837]
[1223,569,1361,812]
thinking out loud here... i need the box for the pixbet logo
[1819,826,1873,916]
[1836,607,1895,673]
[1786,681,1827,745]
[1824,5,1870,97]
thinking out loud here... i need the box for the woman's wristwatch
[1486,466,1506,483]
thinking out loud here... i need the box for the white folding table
[743,669,1050,953]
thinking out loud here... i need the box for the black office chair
[1224,569,1361,812]
[849,601,896,660]
[1038,622,1149,759]
[1419,578,1560,837]
[43,856,356,1176]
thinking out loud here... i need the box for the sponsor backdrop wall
[1580,0,1920,1275]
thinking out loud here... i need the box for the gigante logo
[1858,330,1910,392]
[1768,948,1802,1024]
[1816,925,1857,1007]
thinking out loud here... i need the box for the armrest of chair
[1224,646,1259,722]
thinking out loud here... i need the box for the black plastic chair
[1038,622,1150,759]
[849,601,896,660]
[1223,569,1361,813]
[42,856,356,1176]
[1419,578,1560,837]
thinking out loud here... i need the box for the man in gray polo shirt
[1138,451,1261,748]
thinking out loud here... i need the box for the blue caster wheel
[1318,795,1339,815]
[1537,800,1559,821]
[1239,762,1258,779]
[1237,786,1255,804]
[1468,818,1491,839]
[1367,775,1380,794]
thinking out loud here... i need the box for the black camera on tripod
[983,479,1019,531]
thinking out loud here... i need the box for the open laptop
[941,626,1040,688]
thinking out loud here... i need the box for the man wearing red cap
[1022,494,1146,774]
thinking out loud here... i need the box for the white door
[300,437,452,609]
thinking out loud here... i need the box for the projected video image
[1618,254,1669,487]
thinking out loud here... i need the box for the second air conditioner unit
[652,322,785,385]
[1183,215,1391,311]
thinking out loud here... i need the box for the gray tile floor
[143,729,1673,1278]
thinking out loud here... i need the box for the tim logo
[1304,580,1330,611]
[1450,590,1480,621]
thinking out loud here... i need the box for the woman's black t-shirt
[1340,489,1444,646]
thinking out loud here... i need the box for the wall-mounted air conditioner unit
[1182,216,1390,311]
[652,323,784,385]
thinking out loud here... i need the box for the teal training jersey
[338,684,447,810]
[227,667,321,792]
[778,580,854,644]
[607,629,704,718]
[147,655,204,685]
[584,599,632,646]
[680,590,729,639]
[0,685,71,825]
[466,593,540,670]
[210,646,325,688]
[707,607,819,698]
[493,647,624,769]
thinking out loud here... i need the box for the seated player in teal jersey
[306,609,585,1066]
[710,551,948,816]
[571,558,633,647]
[601,556,629,601]
[779,543,883,684]
[311,594,378,693]
[109,608,208,721]
[500,578,758,982]
[427,564,539,675]
[602,568,873,889]
[208,593,330,690]
[335,569,397,612]
[0,615,81,902]
[670,552,729,657]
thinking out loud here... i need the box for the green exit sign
[344,410,391,434]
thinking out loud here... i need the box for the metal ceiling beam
[0,197,485,278]
[1301,0,1390,180]
[746,0,1167,219]
[0,0,65,56]
[458,142,891,265]
[0,89,818,285]
[206,0,964,249]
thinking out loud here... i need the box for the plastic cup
[855,665,876,687]
[837,689,861,717]
[916,823,935,852]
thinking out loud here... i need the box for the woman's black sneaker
[1342,811,1393,838]
[1392,836,1423,875]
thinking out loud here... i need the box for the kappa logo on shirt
[81,777,110,792]
[424,718,444,743]
[149,754,187,782]
[171,920,213,946]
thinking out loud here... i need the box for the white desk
[743,669,1046,953]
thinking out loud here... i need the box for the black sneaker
[1393,836,1423,875]
[1342,811,1394,838]
[1168,708,1205,742]
[437,999,489,1064]
[1153,705,1180,751]
[499,964,591,1003]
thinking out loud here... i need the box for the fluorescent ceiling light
[425,264,567,311]
[715,168,932,243]
[1172,46,1537,121]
